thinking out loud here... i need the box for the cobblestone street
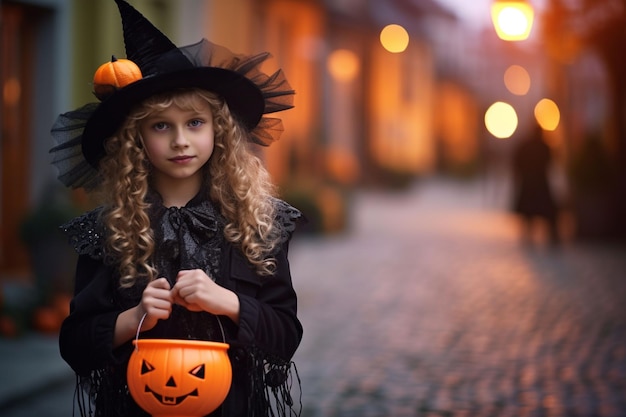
[289,178,626,417]
[2,177,625,417]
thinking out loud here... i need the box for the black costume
[59,191,303,416]
[50,1,302,414]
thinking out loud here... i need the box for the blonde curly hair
[97,89,279,288]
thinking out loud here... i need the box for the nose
[171,127,189,148]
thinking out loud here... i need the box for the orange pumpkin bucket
[128,339,232,417]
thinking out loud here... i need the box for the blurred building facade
[1,0,460,278]
[1,0,619,281]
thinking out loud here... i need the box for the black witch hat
[50,0,294,190]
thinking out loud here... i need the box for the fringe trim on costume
[73,367,143,417]
[73,373,96,417]
[72,374,91,417]
[245,346,302,417]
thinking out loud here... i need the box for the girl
[50,1,302,416]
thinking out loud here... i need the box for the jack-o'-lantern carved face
[127,340,232,417]
[141,359,204,406]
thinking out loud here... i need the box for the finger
[147,297,173,310]
[175,270,191,282]
[152,277,171,289]
[173,296,202,312]
[172,294,186,306]
[174,283,192,298]
[176,269,205,283]
[146,304,170,316]
[172,277,195,297]
[145,291,173,305]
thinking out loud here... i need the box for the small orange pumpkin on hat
[92,55,142,100]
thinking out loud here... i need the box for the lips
[169,155,194,163]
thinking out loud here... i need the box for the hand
[171,269,240,322]
[138,277,173,331]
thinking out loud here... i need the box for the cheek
[198,131,215,155]
[142,138,167,161]
[201,140,215,156]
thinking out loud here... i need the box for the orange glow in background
[380,24,410,53]
[504,65,531,96]
[534,98,560,131]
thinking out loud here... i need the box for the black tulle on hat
[50,0,294,190]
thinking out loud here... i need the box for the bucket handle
[134,311,227,351]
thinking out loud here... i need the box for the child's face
[139,99,215,191]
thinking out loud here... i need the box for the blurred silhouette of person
[511,122,560,246]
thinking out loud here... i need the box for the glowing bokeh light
[380,24,409,53]
[491,1,534,41]
[498,7,529,35]
[485,101,518,139]
[327,49,360,82]
[504,65,530,96]
[534,98,560,131]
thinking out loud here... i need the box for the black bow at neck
[148,191,225,284]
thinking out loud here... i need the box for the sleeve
[58,209,129,376]
[225,199,304,361]
[229,242,303,360]
[59,254,125,376]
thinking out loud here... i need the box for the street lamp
[491,0,534,41]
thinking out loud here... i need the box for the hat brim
[82,67,264,167]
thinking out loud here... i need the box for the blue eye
[153,122,168,131]
[189,119,204,128]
